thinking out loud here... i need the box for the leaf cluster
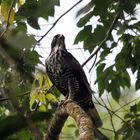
[0,0,60,139]
[75,0,140,101]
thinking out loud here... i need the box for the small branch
[114,97,140,113]
[92,94,130,127]
[82,2,121,67]
[101,127,123,135]
[0,91,30,102]
[0,0,16,38]
[33,0,83,50]
[102,97,116,138]
[45,99,94,140]
[89,52,98,73]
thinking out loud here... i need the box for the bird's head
[51,34,66,51]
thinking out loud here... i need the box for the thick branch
[45,107,68,140]
[45,99,94,140]
[62,100,94,140]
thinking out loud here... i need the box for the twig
[101,127,123,135]
[89,52,98,73]
[102,97,116,138]
[33,0,83,50]
[94,96,140,123]
[0,0,15,38]
[0,91,30,102]
[114,97,140,113]
[92,94,130,127]
[82,2,121,67]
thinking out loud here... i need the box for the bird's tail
[86,107,103,128]
[86,107,109,140]
[94,128,109,140]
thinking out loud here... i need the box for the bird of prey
[45,34,102,128]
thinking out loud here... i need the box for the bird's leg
[67,78,74,100]
[59,79,74,107]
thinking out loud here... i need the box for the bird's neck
[51,45,66,54]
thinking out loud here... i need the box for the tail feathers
[86,107,103,128]
[94,128,109,140]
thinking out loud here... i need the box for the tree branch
[45,99,94,140]
[92,95,134,129]
[0,91,30,102]
[0,0,16,38]
[82,2,121,67]
[33,0,83,50]
[45,106,68,140]
[114,97,140,113]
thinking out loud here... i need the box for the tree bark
[45,99,94,140]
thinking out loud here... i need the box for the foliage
[75,0,140,100]
[0,0,60,139]
[0,0,140,139]
[118,101,140,140]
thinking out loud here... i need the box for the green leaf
[74,25,92,44]
[23,50,41,66]
[46,93,58,102]
[30,89,38,110]
[110,80,121,101]
[121,71,131,88]
[133,119,140,132]
[96,63,106,74]
[134,39,140,68]
[77,11,93,27]
[1,0,15,24]
[115,71,131,89]
[115,35,134,71]
[120,0,136,14]
[124,113,134,119]
[93,0,109,20]
[138,101,140,111]
[130,104,137,114]
[38,0,60,20]
[91,24,108,45]
[96,63,106,95]
[7,32,36,49]
[15,0,60,22]
[16,22,27,32]
[38,93,46,105]
[39,105,47,112]
[100,47,111,60]
[76,1,93,17]
[136,77,140,90]
[27,17,40,29]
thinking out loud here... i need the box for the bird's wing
[61,51,92,94]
